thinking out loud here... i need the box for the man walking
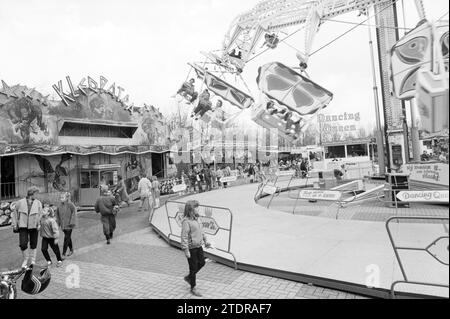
[94,187,119,245]
[138,173,153,213]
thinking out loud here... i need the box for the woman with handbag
[11,187,43,269]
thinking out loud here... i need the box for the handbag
[13,209,19,233]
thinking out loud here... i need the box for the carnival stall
[0,76,170,207]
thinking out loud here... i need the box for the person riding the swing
[228,49,242,59]
[177,78,198,104]
[262,33,279,49]
[284,111,302,138]
[266,100,278,115]
[213,100,227,123]
[191,89,212,120]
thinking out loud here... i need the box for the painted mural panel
[15,153,75,201]
[0,84,57,145]
[0,80,170,155]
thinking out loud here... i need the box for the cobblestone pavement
[1,196,368,300]
[15,227,366,299]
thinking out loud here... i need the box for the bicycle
[0,265,51,299]
[1,267,28,299]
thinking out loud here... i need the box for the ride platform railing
[386,216,449,299]
[162,200,238,269]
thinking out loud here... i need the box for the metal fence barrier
[163,200,237,269]
[386,216,449,299]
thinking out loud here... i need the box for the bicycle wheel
[8,285,17,299]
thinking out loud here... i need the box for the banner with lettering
[401,163,449,187]
[165,201,233,254]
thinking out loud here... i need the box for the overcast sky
[0,0,448,130]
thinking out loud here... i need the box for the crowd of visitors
[420,150,449,163]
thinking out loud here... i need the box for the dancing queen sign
[175,211,220,236]
[318,112,361,133]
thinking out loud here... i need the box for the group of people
[176,79,229,124]
[421,150,449,163]
[11,188,77,269]
[278,157,312,178]
[9,186,212,297]
[178,162,267,194]
[266,100,303,139]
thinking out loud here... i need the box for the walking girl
[55,192,77,257]
[40,203,63,267]
[181,200,211,297]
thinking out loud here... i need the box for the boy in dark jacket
[95,188,119,245]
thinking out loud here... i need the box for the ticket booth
[78,164,121,207]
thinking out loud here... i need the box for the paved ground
[0,202,365,299]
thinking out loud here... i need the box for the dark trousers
[63,229,73,255]
[19,228,38,251]
[186,247,206,289]
[101,215,116,240]
[41,237,62,262]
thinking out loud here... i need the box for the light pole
[368,16,386,176]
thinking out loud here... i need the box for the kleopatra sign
[396,190,449,203]
[299,190,342,201]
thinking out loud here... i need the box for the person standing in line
[189,169,198,193]
[40,204,63,267]
[94,188,119,245]
[55,192,77,258]
[137,173,152,212]
[151,176,161,209]
[210,167,217,189]
[181,200,211,297]
[197,169,205,193]
[181,171,190,193]
[11,187,43,269]
[248,164,255,183]
[114,175,131,207]
[203,166,212,192]
[216,167,223,188]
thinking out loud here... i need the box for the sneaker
[190,288,202,297]
[57,261,63,267]
[47,261,52,266]
[107,239,111,245]
[66,250,73,257]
